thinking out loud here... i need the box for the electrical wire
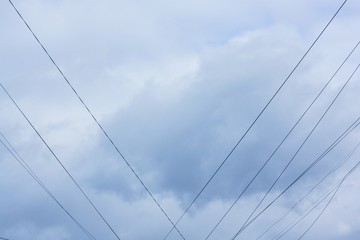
[296,184,340,240]
[271,142,360,240]
[231,63,360,239]
[7,1,185,238]
[163,1,349,238]
[255,142,359,240]
[296,159,360,240]
[0,132,96,240]
[204,39,360,240]
[276,157,360,240]
[5,0,350,239]
[275,183,339,240]
[0,82,120,239]
[229,114,360,238]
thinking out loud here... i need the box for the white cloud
[1,0,360,239]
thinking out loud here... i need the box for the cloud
[1,0,360,239]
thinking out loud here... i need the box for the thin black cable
[272,143,360,240]
[231,63,360,239]
[280,159,360,240]
[0,82,120,240]
[230,115,360,238]
[7,1,185,238]
[1,133,97,240]
[236,117,360,240]
[233,137,360,240]
[273,189,334,240]
[230,119,360,240]
[296,160,360,240]
[274,183,338,240]
[256,142,359,240]
[297,185,340,240]
[204,39,360,240]
[0,133,96,240]
[164,1,349,238]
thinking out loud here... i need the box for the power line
[277,157,360,240]
[275,182,339,240]
[256,142,359,240]
[271,142,360,240]
[163,0,348,238]
[204,39,360,240]
[7,1,185,238]
[296,159,360,240]
[229,114,360,238]
[228,122,358,240]
[0,132,97,240]
[231,63,360,239]
[0,82,120,240]
[234,63,360,237]
[297,185,341,239]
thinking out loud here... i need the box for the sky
[1,0,360,239]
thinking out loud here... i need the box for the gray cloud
[1,0,360,239]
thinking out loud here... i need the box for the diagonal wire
[297,184,340,240]
[0,132,97,240]
[296,159,360,240]
[231,63,360,239]
[7,0,185,238]
[232,63,360,239]
[297,185,341,240]
[275,183,339,240]
[277,157,360,240]
[204,39,360,240]
[228,128,356,240]
[272,142,360,240]
[0,82,121,240]
[163,0,349,238]
[256,142,360,240]
[229,114,360,239]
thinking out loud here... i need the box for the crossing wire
[0,132,97,240]
[230,63,360,240]
[270,142,360,240]
[163,0,349,238]
[229,114,360,238]
[204,38,360,240]
[296,159,360,240]
[256,142,359,240]
[7,0,185,239]
[276,157,360,240]
[275,183,339,240]
[299,186,341,240]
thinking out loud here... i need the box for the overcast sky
[1,0,360,239]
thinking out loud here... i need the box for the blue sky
[1,0,360,239]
